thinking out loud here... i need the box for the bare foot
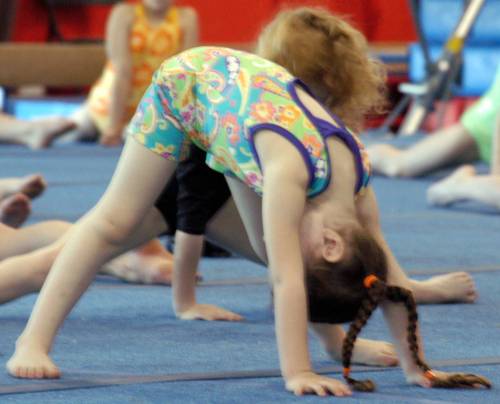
[329,338,398,367]
[366,144,404,177]
[0,174,47,200]
[351,338,398,367]
[0,193,31,227]
[102,250,174,285]
[6,342,60,379]
[411,272,477,304]
[23,117,75,149]
[427,165,476,206]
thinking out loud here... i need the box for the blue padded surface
[1,142,500,402]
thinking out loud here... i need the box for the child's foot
[23,117,75,149]
[0,193,31,227]
[351,338,398,367]
[366,144,404,177]
[102,250,174,285]
[427,165,476,206]
[411,272,477,304]
[7,342,60,379]
[0,174,47,200]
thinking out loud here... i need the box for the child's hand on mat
[176,303,243,321]
[406,369,492,389]
[285,371,352,397]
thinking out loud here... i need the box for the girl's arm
[172,230,242,321]
[356,188,428,381]
[256,133,351,397]
[101,4,134,145]
[179,7,199,50]
[491,111,500,175]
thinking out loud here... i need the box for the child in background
[0,1,198,148]
[71,0,198,146]
[7,8,489,397]
[367,65,500,186]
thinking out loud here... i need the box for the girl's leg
[0,209,170,305]
[0,112,75,149]
[427,165,500,209]
[7,138,174,379]
[58,105,99,143]
[0,242,63,305]
[0,220,71,259]
[368,123,479,177]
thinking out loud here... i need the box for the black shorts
[155,145,231,235]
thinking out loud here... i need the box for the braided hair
[342,277,492,392]
[304,225,490,391]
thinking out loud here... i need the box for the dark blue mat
[1,142,500,402]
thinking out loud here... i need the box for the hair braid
[386,286,491,389]
[385,286,431,373]
[341,280,385,392]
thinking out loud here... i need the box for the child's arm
[491,111,500,175]
[172,230,242,321]
[179,7,199,50]
[255,133,351,397]
[101,4,134,146]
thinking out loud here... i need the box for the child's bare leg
[0,220,71,259]
[427,165,500,209]
[0,112,75,149]
[367,123,478,177]
[0,174,46,201]
[58,105,99,143]
[0,194,31,228]
[7,139,173,379]
[101,238,174,285]
[0,243,62,304]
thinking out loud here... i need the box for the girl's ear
[321,228,345,263]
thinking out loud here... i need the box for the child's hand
[176,304,243,321]
[285,371,352,397]
[407,370,492,389]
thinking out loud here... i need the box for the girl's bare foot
[411,272,477,304]
[0,174,47,200]
[351,338,398,367]
[427,165,476,206]
[329,338,398,367]
[23,117,75,149]
[7,341,60,379]
[102,250,174,285]
[366,144,404,177]
[0,193,31,227]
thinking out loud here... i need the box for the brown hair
[305,227,491,391]
[256,7,387,132]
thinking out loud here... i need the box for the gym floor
[1,135,500,403]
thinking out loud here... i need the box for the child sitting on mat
[368,64,500,209]
[7,8,489,396]
[0,0,197,148]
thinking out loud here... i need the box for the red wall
[12,0,416,43]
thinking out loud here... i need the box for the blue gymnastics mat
[1,141,500,403]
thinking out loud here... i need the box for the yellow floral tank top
[87,4,182,133]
